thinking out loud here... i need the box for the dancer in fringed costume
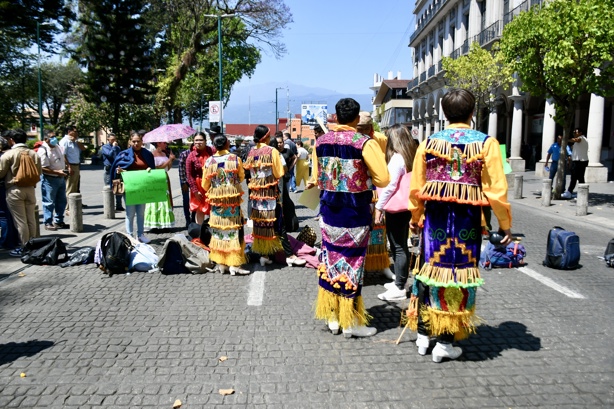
[407,89,512,362]
[356,111,394,279]
[202,135,250,276]
[313,98,389,338]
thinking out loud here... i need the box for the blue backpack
[480,241,526,270]
[543,226,581,270]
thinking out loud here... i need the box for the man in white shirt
[58,125,84,211]
[39,132,68,230]
[562,128,589,199]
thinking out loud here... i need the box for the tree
[73,0,157,133]
[150,0,291,121]
[442,42,513,132]
[500,0,614,197]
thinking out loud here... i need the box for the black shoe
[54,222,68,229]
[44,223,57,231]
[82,204,88,208]
[115,206,125,211]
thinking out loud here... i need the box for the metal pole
[275,89,279,133]
[218,15,223,130]
[37,22,44,140]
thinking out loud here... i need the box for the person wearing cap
[207,126,222,152]
[356,111,395,281]
[186,132,214,225]
[312,98,389,338]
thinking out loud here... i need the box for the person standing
[562,128,589,199]
[59,125,82,212]
[111,132,156,244]
[374,124,418,301]
[178,143,195,228]
[202,135,250,275]
[0,135,19,250]
[294,140,310,190]
[38,132,68,231]
[275,133,298,233]
[408,89,512,362]
[100,133,124,211]
[312,98,390,338]
[0,129,42,257]
[544,135,571,182]
[186,132,214,224]
[144,142,176,230]
[282,131,298,192]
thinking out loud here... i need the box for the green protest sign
[121,169,168,205]
[500,144,513,174]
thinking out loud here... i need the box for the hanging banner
[209,101,222,123]
[121,169,168,205]
[301,104,327,126]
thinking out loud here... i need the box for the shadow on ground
[0,340,55,367]
[459,321,541,361]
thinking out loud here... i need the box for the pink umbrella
[143,124,196,143]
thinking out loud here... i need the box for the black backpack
[21,237,68,265]
[99,232,133,276]
[160,241,191,275]
[604,238,614,268]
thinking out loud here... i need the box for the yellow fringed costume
[202,151,247,267]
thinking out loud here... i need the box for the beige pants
[65,164,80,210]
[6,186,38,247]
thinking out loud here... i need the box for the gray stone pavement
[0,165,613,408]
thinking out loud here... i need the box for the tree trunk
[553,111,574,199]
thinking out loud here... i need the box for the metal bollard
[103,185,115,219]
[576,184,589,216]
[542,179,552,206]
[68,193,83,232]
[513,174,523,199]
[34,204,41,238]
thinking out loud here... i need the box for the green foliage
[499,0,614,196]
[442,42,513,128]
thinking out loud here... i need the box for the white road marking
[517,266,585,299]
[247,266,266,306]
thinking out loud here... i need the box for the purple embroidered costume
[314,130,374,329]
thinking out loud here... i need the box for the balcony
[419,71,427,83]
[408,77,419,91]
[504,0,544,25]
[409,0,450,44]
[427,65,436,78]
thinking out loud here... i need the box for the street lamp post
[275,87,284,133]
[204,13,235,132]
[36,22,44,140]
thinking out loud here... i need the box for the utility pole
[275,87,284,132]
[37,22,44,140]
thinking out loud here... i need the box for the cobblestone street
[0,166,613,408]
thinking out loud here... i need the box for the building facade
[371,73,413,130]
[408,0,613,181]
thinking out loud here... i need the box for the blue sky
[233,0,415,95]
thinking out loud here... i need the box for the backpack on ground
[543,226,581,270]
[60,247,95,268]
[99,232,134,276]
[14,151,41,187]
[604,238,614,268]
[159,234,213,274]
[479,241,526,270]
[21,237,68,265]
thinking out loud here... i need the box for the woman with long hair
[111,132,156,243]
[202,135,250,275]
[373,124,417,301]
[186,132,214,224]
[144,141,176,230]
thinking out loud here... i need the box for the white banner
[209,101,222,123]
[301,104,327,126]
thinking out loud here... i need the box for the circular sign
[411,128,418,137]
[210,104,220,114]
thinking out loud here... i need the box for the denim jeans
[385,210,411,290]
[0,184,18,249]
[125,202,146,237]
[289,168,296,191]
[41,175,66,225]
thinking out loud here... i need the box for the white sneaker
[384,281,398,290]
[416,334,430,356]
[561,191,572,199]
[229,266,250,275]
[327,320,340,335]
[381,268,395,280]
[342,325,377,338]
[138,234,151,244]
[432,342,463,363]
[377,286,407,301]
[286,256,307,267]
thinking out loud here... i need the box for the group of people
[0,126,87,257]
[544,128,590,199]
[311,91,512,364]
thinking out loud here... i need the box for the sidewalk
[507,170,614,233]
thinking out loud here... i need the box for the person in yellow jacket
[407,89,512,363]
[308,98,390,338]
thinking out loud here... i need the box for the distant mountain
[223,82,373,124]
